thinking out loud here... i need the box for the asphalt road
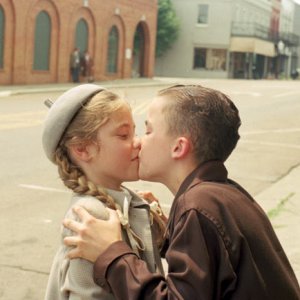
[0,79,300,299]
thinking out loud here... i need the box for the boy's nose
[133,136,141,149]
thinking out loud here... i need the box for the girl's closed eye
[118,132,129,139]
[117,128,134,140]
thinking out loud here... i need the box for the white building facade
[155,0,300,79]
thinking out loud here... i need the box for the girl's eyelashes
[117,130,135,139]
[118,134,129,139]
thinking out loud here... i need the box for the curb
[0,79,172,98]
[256,164,300,281]
[257,164,300,213]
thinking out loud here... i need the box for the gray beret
[42,84,105,163]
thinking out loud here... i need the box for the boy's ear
[171,137,191,159]
[69,143,93,162]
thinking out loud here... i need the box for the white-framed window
[197,4,209,25]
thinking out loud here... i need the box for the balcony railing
[279,32,300,47]
[231,22,299,46]
[231,22,272,41]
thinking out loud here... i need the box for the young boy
[63,85,300,299]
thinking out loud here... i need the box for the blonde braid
[55,147,116,209]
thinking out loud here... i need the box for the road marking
[19,184,69,193]
[272,91,300,98]
[241,139,300,150]
[0,111,46,130]
[0,111,46,118]
[43,219,53,223]
[230,91,261,97]
[0,91,12,97]
[242,128,300,135]
[0,121,43,130]
[0,102,151,131]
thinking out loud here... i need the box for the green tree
[156,0,180,57]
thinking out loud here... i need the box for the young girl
[42,84,165,299]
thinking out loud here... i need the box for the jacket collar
[121,186,150,209]
[175,160,228,201]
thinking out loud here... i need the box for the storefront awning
[230,37,276,57]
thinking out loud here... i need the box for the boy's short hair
[158,85,241,163]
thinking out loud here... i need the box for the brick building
[0,0,157,85]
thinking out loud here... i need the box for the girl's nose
[133,136,141,149]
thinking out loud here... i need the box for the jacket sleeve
[93,209,236,300]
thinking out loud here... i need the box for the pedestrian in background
[69,48,81,83]
[81,51,94,83]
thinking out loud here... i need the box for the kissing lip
[131,156,139,161]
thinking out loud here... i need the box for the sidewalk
[0,78,171,97]
[256,164,300,282]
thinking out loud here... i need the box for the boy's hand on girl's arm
[63,206,122,263]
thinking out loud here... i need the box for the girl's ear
[69,143,93,162]
[171,137,191,159]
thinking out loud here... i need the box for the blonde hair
[54,90,126,209]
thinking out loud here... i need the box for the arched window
[106,26,119,73]
[0,6,4,69]
[132,23,145,77]
[75,18,88,53]
[33,11,51,70]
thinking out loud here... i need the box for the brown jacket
[94,161,300,300]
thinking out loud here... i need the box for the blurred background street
[0,78,300,299]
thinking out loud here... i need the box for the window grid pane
[197,4,208,24]
[33,11,51,70]
[76,19,88,54]
[194,48,206,68]
[194,47,227,71]
[106,26,119,73]
[0,6,5,69]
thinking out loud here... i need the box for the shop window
[194,48,206,68]
[194,48,226,71]
[33,11,51,70]
[0,6,5,69]
[75,18,88,54]
[197,4,208,24]
[106,26,119,73]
